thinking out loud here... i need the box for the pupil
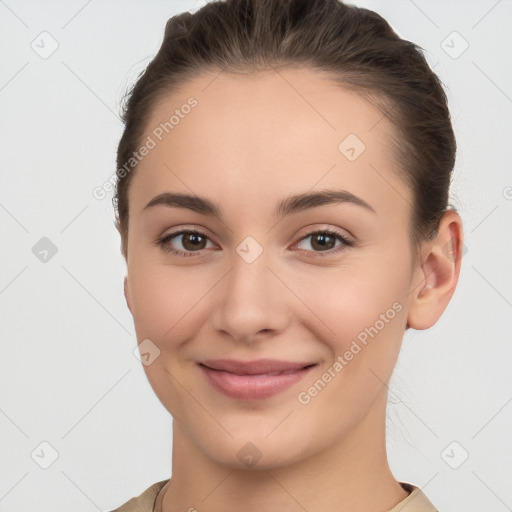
[314,233,334,250]
[184,233,205,250]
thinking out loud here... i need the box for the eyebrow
[143,189,376,218]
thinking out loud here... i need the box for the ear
[124,276,132,314]
[407,209,464,330]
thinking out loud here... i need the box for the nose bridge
[211,241,289,340]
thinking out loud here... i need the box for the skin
[122,67,463,512]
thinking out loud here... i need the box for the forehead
[129,67,410,221]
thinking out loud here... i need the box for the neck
[160,390,409,512]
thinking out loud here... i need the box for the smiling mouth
[197,359,318,400]
[199,358,317,374]
[200,363,316,375]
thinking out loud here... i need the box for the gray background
[0,0,511,511]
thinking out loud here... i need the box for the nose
[210,245,291,344]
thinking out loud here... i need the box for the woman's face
[124,67,422,469]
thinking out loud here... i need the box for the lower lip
[198,364,316,400]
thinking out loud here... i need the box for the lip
[198,358,317,400]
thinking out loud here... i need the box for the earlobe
[407,209,464,330]
[124,276,132,314]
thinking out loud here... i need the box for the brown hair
[114,0,456,260]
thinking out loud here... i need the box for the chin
[192,424,317,472]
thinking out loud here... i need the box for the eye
[156,229,215,257]
[155,227,353,258]
[294,228,353,257]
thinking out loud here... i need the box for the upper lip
[199,358,316,375]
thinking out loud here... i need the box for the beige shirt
[110,480,439,512]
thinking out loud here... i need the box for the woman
[111,0,463,510]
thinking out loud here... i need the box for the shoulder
[388,482,440,512]
[109,479,170,512]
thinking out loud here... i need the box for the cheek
[297,257,409,353]
[127,265,212,418]
[128,264,213,343]
[295,269,408,427]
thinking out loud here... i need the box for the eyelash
[154,228,354,258]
